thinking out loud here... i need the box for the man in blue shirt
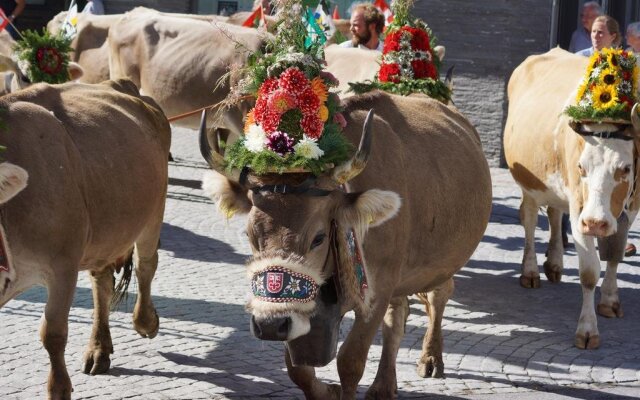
[569,1,601,53]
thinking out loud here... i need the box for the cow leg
[366,296,410,399]
[571,216,601,349]
[132,243,160,338]
[598,260,624,318]
[83,267,114,375]
[337,299,390,399]
[543,206,564,283]
[41,269,78,400]
[416,277,454,379]
[284,346,341,400]
[519,193,541,288]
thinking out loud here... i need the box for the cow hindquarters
[519,193,541,288]
[366,296,410,400]
[284,346,341,400]
[416,277,454,378]
[83,267,115,375]
[41,267,79,400]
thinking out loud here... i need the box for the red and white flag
[241,5,267,29]
[0,8,10,32]
[374,0,394,25]
[332,5,340,20]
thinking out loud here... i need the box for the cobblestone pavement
[1,127,639,399]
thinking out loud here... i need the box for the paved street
[1,127,639,399]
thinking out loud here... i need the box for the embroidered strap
[0,227,8,273]
[346,229,368,300]
[251,266,319,303]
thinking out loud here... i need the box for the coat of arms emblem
[266,271,284,293]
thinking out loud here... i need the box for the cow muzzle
[581,217,612,237]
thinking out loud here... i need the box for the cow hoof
[135,311,159,339]
[417,356,444,378]
[519,274,541,288]
[82,350,111,375]
[597,302,624,318]
[48,374,73,400]
[365,382,397,400]
[575,333,600,349]
[543,261,562,283]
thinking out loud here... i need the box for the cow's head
[0,54,83,95]
[568,106,640,236]
[201,110,401,366]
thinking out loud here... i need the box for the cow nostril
[277,317,291,338]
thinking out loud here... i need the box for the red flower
[300,114,324,139]
[36,47,63,75]
[259,78,279,96]
[620,94,633,109]
[278,68,310,96]
[379,63,401,83]
[408,27,431,51]
[297,88,320,115]
[253,96,268,122]
[260,110,282,133]
[411,60,437,79]
[383,31,401,53]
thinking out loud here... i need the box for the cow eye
[623,166,632,175]
[310,233,326,250]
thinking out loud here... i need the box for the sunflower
[606,48,624,68]
[599,67,619,87]
[591,84,618,110]
[633,65,640,94]
[575,78,589,102]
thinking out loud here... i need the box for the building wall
[104,0,195,14]
[413,0,554,167]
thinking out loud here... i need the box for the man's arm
[11,0,26,20]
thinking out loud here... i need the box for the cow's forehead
[580,137,634,168]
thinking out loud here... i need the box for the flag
[332,5,340,20]
[313,3,335,38]
[304,7,326,49]
[241,5,267,28]
[62,1,78,38]
[0,8,9,32]
[374,0,394,25]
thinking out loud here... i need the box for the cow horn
[331,109,374,184]
[445,65,454,93]
[632,103,640,131]
[199,109,243,183]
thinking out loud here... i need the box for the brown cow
[200,91,492,399]
[0,79,171,399]
[504,47,640,349]
[108,12,269,134]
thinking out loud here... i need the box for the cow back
[341,91,492,294]
[324,45,381,98]
[0,79,171,276]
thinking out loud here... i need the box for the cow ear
[202,170,251,218]
[0,54,18,74]
[0,162,28,204]
[67,62,84,81]
[434,45,445,62]
[340,189,401,229]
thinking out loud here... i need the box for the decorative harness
[249,176,368,304]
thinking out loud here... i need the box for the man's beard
[351,29,372,46]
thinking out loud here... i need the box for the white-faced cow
[0,79,171,399]
[200,91,492,399]
[504,47,640,349]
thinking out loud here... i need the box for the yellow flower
[588,52,601,70]
[311,77,328,103]
[591,84,618,110]
[633,65,640,94]
[599,67,619,87]
[606,48,624,68]
[318,105,329,122]
[576,78,589,102]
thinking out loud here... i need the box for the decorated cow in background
[200,1,491,398]
[505,47,640,349]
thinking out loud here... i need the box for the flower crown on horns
[13,29,73,84]
[349,0,451,101]
[219,0,353,176]
[564,48,639,123]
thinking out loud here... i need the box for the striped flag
[241,5,267,28]
[62,1,79,38]
[0,8,9,32]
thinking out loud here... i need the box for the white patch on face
[287,313,311,340]
[578,136,634,236]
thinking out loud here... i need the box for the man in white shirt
[339,3,384,51]
[82,0,104,15]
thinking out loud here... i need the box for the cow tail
[110,251,134,311]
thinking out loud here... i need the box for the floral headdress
[349,0,451,102]
[224,0,352,176]
[564,48,639,123]
[12,29,73,84]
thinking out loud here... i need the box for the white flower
[294,136,324,160]
[244,124,267,153]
